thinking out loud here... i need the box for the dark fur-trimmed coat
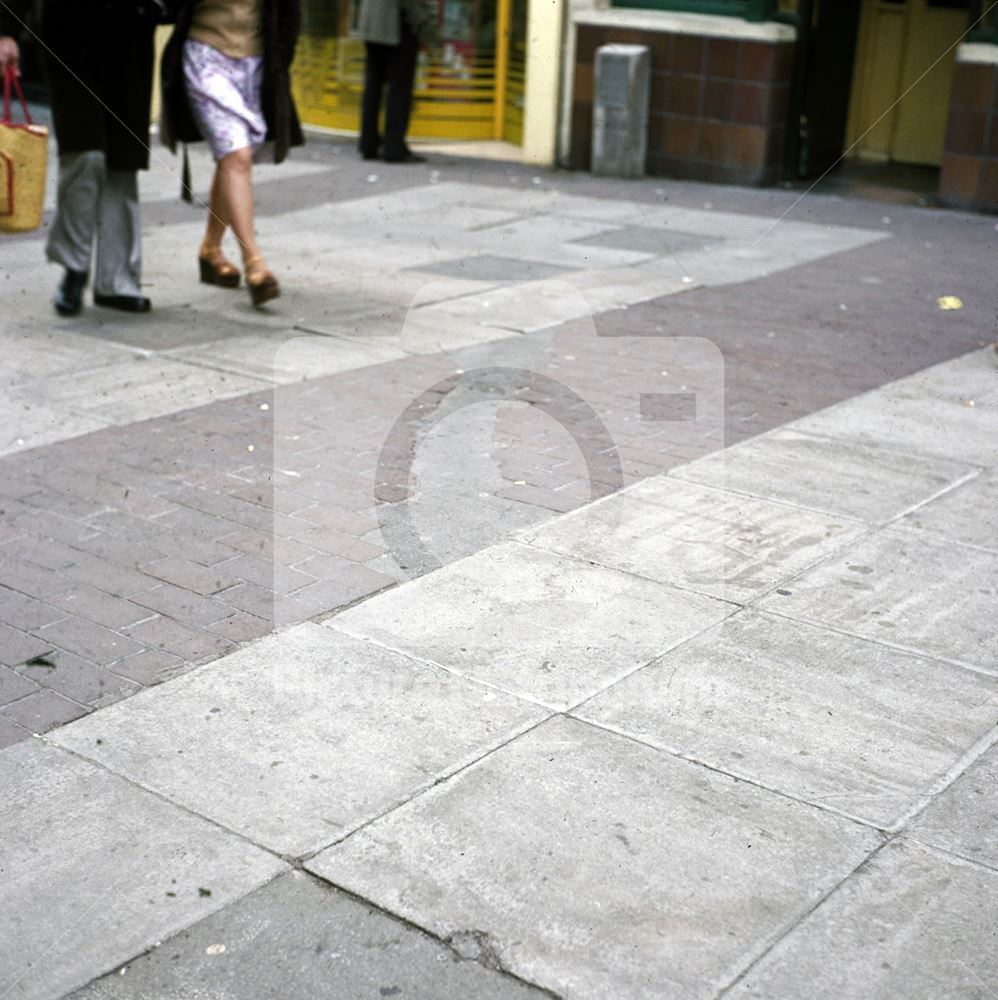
[160,0,303,163]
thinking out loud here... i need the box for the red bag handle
[3,65,32,126]
[0,150,14,217]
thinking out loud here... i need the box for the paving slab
[907,742,998,870]
[0,741,286,1000]
[309,715,881,1000]
[171,331,404,385]
[69,870,551,1000]
[0,328,137,386]
[758,527,998,673]
[726,838,998,1000]
[521,478,865,604]
[670,428,977,524]
[577,610,998,829]
[792,351,998,467]
[899,466,998,552]
[51,623,547,857]
[332,541,735,710]
[10,357,269,429]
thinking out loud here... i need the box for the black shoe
[93,293,152,313]
[360,149,380,161]
[53,269,88,317]
[383,151,426,164]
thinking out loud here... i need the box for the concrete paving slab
[171,331,404,385]
[577,610,998,829]
[332,541,735,710]
[572,260,700,312]
[881,347,998,407]
[69,870,551,1000]
[899,467,998,552]
[53,307,259,352]
[7,357,269,429]
[51,624,547,857]
[309,716,881,1000]
[521,479,865,604]
[410,254,574,283]
[574,224,717,256]
[670,429,977,524]
[793,350,998,467]
[907,743,998,870]
[758,527,998,673]
[726,838,998,1000]
[0,741,285,1000]
[0,329,137,386]
[0,397,110,457]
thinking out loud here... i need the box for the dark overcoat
[160,0,303,163]
[1,1,158,171]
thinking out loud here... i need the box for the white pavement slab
[0,741,285,1000]
[309,715,881,1000]
[51,624,547,857]
[907,743,998,869]
[899,466,998,552]
[521,478,866,604]
[792,350,998,467]
[758,527,998,673]
[332,541,736,710]
[171,330,405,384]
[670,428,978,524]
[69,871,550,1000]
[577,610,998,829]
[726,838,998,1000]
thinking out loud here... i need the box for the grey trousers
[46,151,142,297]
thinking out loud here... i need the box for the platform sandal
[198,245,241,288]
[245,255,280,307]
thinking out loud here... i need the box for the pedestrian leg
[382,22,419,162]
[94,169,143,298]
[360,42,388,159]
[46,150,104,275]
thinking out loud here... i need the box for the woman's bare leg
[202,166,229,251]
[215,146,269,280]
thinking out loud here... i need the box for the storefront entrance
[846,0,967,166]
[292,0,527,144]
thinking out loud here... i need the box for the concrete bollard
[591,44,651,179]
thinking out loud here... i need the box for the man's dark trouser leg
[360,42,388,158]
[382,20,419,161]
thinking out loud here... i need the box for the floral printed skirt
[182,39,267,162]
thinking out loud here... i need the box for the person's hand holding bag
[0,36,19,74]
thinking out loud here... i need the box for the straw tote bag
[0,66,48,233]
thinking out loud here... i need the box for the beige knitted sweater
[189,0,263,59]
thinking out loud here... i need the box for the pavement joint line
[903,836,998,880]
[749,604,998,683]
[39,734,300,867]
[563,711,897,839]
[325,621,561,714]
[713,838,894,999]
[882,725,998,835]
[672,452,985,529]
[0,743,291,1000]
[294,871,567,1000]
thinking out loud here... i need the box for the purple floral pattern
[182,39,267,161]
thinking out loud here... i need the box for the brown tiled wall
[571,24,794,185]
[939,59,998,213]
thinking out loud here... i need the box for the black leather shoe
[53,269,88,317]
[94,293,152,313]
[383,151,426,164]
